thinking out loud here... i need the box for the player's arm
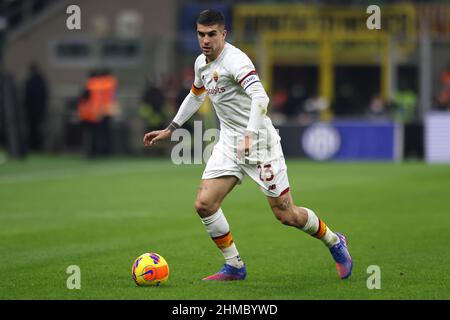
[236,69,269,157]
[172,85,206,128]
[143,85,206,147]
[244,79,269,136]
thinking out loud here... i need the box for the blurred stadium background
[1,0,450,162]
[1,0,450,300]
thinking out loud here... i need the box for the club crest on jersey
[213,70,219,82]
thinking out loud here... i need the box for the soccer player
[143,9,352,281]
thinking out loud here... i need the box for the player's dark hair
[196,9,225,27]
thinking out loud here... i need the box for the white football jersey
[193,42,281,162]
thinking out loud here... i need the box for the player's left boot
[202,264,247,281]
[329,232,353,279]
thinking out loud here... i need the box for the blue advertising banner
[278,121,399,161]
[333,121,397,160]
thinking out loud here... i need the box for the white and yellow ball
[131,252,169,286]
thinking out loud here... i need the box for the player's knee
[194,199,219,218]
[277,213,294,226]
[272,207,295,226]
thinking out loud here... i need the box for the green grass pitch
[0,155,449,299]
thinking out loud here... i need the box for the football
[132,252,169,286]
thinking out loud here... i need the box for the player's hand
[237,132,255,160]
[143,129,171,147]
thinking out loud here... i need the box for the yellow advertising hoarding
[233,4,416,43]
[232,4,416,101]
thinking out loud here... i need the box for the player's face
[196,24,227,61]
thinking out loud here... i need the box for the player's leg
[267,189,353,279]
[195,176,238,218]
[242,149,352,279]
[195,176,247,280]
[243,155,338,245]
[267,190,339,247]
[198,140,247,280]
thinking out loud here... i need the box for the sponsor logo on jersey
[206,87,226,95]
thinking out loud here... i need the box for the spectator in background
[366,94,390,120]
[393,87,417,123]
[1,69,28,159]
[285,83,305,116]
[24,62,48,151]
[77,69,119,158]
[301,92,330,124]
[96,68,118,156]
[333,83,355,116]
[269,87,289,125]
[77,71,99,158]
[139,80,167,131]
[436,63,450,110]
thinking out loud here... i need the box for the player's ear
[222,29,227,39]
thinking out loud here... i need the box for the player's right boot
[329,232,353,279]
[202,264,247,281]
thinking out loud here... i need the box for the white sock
[301,207,340,248]
[201,208,244,268]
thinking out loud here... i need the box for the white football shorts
[202,141,290,197]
